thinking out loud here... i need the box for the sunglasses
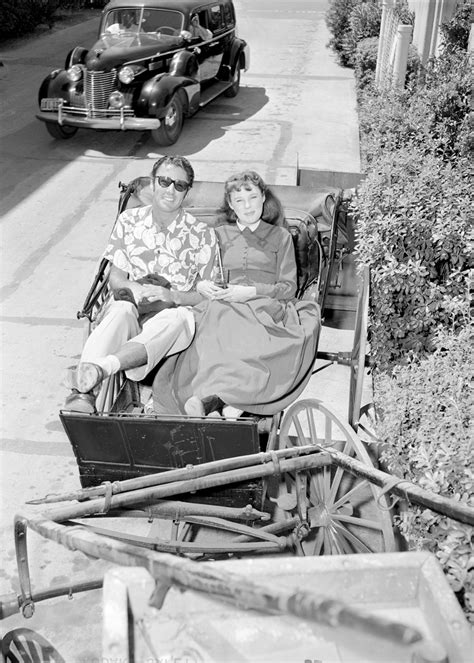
[155,175,190,193]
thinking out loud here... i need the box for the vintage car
[36,0,249,145]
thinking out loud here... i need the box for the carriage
[1,176,472,662]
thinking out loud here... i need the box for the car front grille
[84,70,117,113]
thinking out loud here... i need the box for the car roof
[104,0,231,13]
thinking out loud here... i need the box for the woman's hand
[213,284,257,302]
[133,284,173,303]
[196,280,225,299]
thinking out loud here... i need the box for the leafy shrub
[341,0,381,67]
[352,0,472,623]
[415,48,473,160]
[0,0,99,41]
[373,328,473,622]
[354,37,379,90]
[440,0,473,52]
[358,47,472,164]
[326,0,412,67]
[325,0,358,66]
[352,149,471,372]
[0,0,61,39]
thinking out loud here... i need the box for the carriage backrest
[117,176,326,296]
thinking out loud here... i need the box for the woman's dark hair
[151,156,194,188]
[221,170,286,226]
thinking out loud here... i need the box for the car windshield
[101,8,184,36]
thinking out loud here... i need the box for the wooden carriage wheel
[357,402,379,446]
[276,399,396,555]
[348,265,370,431]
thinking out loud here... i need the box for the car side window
[223,3,234,27]
[195,10,209,30]
[208,5,225,33]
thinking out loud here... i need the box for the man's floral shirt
[103,206,216,291]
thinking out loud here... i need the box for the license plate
[41,98,62,111]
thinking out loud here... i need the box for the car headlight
[66,65,83,82]
[109,91,125,109]
[118,66,136,84]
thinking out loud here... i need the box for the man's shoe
[63,390,96,414]
[72,362,105,393]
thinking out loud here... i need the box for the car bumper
[36,112,160,131]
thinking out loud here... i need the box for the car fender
[65,47,88,69]
[137,74,198,119]
[38,70,70,107]
[169,49,199,78]
[219,38,248,80]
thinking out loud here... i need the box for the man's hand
[212,285,257,302]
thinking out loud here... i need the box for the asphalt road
[0,1,361,659]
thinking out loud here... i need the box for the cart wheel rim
[277,399,396,556]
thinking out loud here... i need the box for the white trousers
[81,300,195,381]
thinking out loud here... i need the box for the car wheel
[224,65,240,98]
[45,123,78,140]
[151,93,184,146]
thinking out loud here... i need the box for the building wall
[407,0,459,63]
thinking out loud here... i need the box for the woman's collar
[236,219,261,232]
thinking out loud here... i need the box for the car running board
[199,81,233,107]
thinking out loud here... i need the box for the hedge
[0,0,105,41]
[326,0,412,67]
[324,0,473,623]
[352,149,471,372]
[374,328,473,622]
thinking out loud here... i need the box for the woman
[153,170,321,417]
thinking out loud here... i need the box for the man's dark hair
[151,156,194,188]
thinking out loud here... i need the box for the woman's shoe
[222,405,244,418]
[184,396,206,417]
[184,395,224,417]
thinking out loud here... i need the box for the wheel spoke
[323,465,332,500]
[331,513,384,532]
[324,416,332,446]
[310,526,325,556]
[306,406,319,446]
[328,524,345,555]
[308,471,323,506]
[313,469,326,503]
[326,465,344,506]
[292,413,309,446]
[323,526,333,555]
[332,521,373,553]
[332,478,371,510]
[330,524,355,554]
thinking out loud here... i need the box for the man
[106,9,140,34]
[65,156,216,412]
[189,14,213,40]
